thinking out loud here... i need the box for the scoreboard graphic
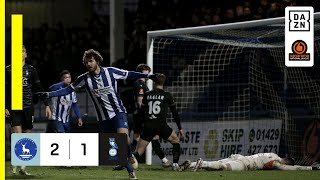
[11,133,128,166]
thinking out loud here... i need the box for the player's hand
[45,106,52,119]
[35,92,49,99]
[178,129,185,140]
[78,118,83,127]
[148,73,160,81]
[5,109,10,118]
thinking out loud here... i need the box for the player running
[132,64,172,167]
[114,64,171,171]
[46,70,83,133]
[36,49,158,180]
[180,153,320,171]
[133,74,184,171]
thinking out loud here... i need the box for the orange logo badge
[289,40,310,61]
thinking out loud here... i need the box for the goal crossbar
[147,12,320,37]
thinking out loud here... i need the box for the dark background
[5,0,319,90]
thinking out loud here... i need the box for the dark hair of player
[136,64,151,73]
[59,70,71,78]
[154,74,166,86]
[283,157,295,165]
[82,49,103,65]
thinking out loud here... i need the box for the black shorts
[140,123,173,142]
[10,107,34,130]
[133,113,144,134]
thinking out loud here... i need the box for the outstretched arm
[38,74,86,98]
[127,71,150,80]
[36,86,74,99]
[108,67,157,81]
[273,161,312,170]
[48,86,75,97]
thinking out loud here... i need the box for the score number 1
[81,143,86,155]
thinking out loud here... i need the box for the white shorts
[225,160,247,171]
[229,154,245,160]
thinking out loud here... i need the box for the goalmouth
[146,13,320,166]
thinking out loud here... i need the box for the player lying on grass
[180,153,320,171]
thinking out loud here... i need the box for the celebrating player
[46,70,83,133]
[36,49,158,179]
[5,45,52,175]
[133,74,184,171]
[180,153,320,171]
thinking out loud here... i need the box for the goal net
[147,14,320,166]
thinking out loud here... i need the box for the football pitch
[5,162,320,180]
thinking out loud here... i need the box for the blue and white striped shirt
[49,82,80,123]
[48,67,150,121]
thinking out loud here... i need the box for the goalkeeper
[180,153,320,171]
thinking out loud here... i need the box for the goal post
[145,38,154,165]
[146,13,320,166]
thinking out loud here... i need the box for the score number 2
[51,143,59,155]
[50,143,87,156]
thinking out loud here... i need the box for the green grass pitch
[5,162,320,180]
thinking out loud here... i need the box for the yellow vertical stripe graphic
[0,0,5,179]
[11,15,23,110]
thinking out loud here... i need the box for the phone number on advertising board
[249,129,280,142]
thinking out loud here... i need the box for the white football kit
[233,153,281,170]
[192,153,312,171]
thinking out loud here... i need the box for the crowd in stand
[6,0,319,89]
[127,0,300,65]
